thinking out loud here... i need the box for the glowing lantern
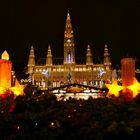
[0,50,26,97]
[0,86,7,94]
[0,50,12,88]
[121,58,135,86]
[106,58,140,99]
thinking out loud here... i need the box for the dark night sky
[0,0,140,68]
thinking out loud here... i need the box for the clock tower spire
[63,12,75,64]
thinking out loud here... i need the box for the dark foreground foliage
[1,91,140,140]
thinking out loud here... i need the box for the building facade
[27,13,111,89]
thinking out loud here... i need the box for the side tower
[86,44,93,65]
[103,44,111,69]
[46,45,53,66]
[103,44,111,80]
[63,12,75,65]
[27,45,35,74]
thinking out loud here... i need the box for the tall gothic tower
[86,44,93,65]
[104,44,111,70]
[46,45,53,66]
[27,45,35,74]
[63,12,75,65]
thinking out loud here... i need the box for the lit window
[79,68,82,71]
[57,68,61,72]
[83,67,86,71]
[88,67,91,71]
[67,52,71,63]
[75,68,78,71]
[67,39,71,43]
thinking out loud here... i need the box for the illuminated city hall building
[27,13,111,89]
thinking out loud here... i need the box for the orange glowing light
[0,51,25,97]
[0,50,12,88]
[67,86,84,93]
[121,58,135,87]
[106,78,140,98]
[1,50,9,60]
[127,78,140,98]
[0,79,25,97]
[0,86,7,94]
[106,58,140,99]
[10,87,24,96]
[10,79,25,96]
[106,80,124,97]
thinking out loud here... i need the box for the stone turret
[103,44,111,81]
[86,44,93,65]
[27,45,35,74]
[104,44,111,68]
[46,45,53,66]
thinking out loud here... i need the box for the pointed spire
[30,45,35,56]
[47,45,52,56]
[86,44,93,65]
[63,12,75,64]
[64,12,73,38]
[46,44,52,65]
[28,45,35,67]
[29,45,34,57]
[104,44,111,65]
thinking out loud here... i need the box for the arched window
[67,51,71,63]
